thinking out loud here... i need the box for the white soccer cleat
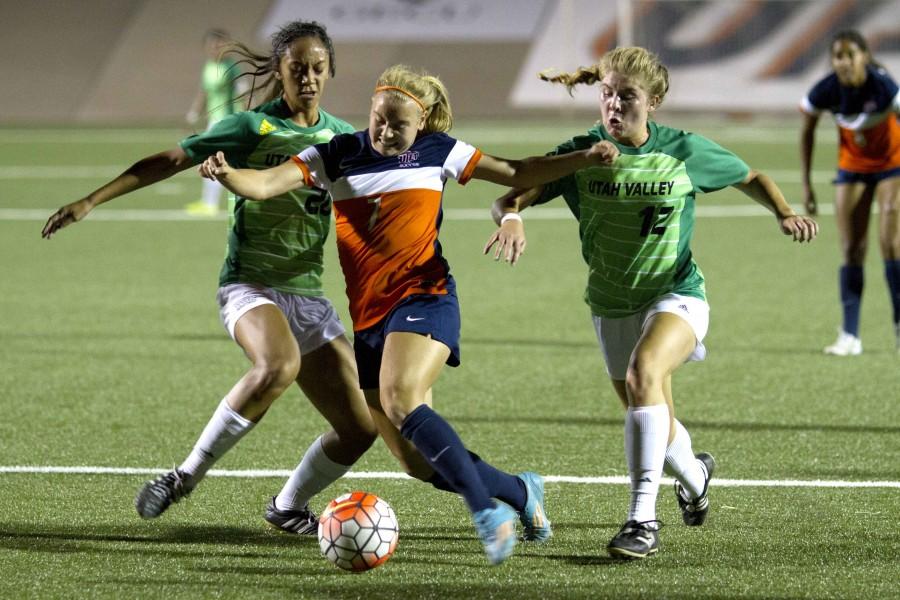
[823,330,862,356]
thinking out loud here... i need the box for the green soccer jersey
[180,98,356,296]
[537,121,750,318]
[202,58,239,123]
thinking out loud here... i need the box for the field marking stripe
[0,204,834,223]
[0,466,897,488]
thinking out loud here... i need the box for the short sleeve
[294,145,329,189]
[800,74,837,116]
[179,113,253,164]
[535,138,579,206]
[885,73,900,112]
[684,134,750,193]
[443,140,482,185]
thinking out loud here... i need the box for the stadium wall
[1,0,899,125]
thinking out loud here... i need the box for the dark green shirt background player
[42,21,378,534]
[533,120,750,318]
[485,46,818,561]
[180,100,353,295]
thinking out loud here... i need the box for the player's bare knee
[379,378,422,427]
[250,357,300,394]
[625,362,660,404]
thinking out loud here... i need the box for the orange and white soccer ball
[317,491,399,572]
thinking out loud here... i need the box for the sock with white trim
[178,398,255,485]
[663,419,706,499]
[274,435,352,511]
[624,404,669,523]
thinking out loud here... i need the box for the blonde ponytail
[540,47,669,105]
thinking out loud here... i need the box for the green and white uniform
[181,98,355,296]
[537,121,750,318]
[202,58,240,123]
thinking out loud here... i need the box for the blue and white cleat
[473,501,518,565]
[517,472,552,542]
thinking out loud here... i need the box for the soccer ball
[317,491,399,572]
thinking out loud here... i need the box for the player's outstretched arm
[199,151,306,200]
[42,148,193,239]
[483,186,542,266]
[734,169,819,243]
[471,141,618,189]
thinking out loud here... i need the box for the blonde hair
[374,65,453,133]
[540,46,669,105]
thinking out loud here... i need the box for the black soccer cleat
[264,497,319,535]
[675,452,716,526]
[607,520,660,559]
[135,469,193,519]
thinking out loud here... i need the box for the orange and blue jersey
[801,65,900,173]
[291,131,482,331]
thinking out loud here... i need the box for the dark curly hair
[228,21,336,107]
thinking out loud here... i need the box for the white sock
[663,419,707,499]
[624,405,669,523]
[201,178,223,210]
[274,435,352,511]
[178,398,255,484]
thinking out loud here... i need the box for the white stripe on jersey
[330,166,445,202]
[297,147,328,188]
[800,96,820,117]
[802,94,896,131]
[444,140,479,180]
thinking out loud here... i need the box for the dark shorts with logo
[833,166,900,185]
[353,286,461,390]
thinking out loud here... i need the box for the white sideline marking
[0,204,834,223]
[0,466,897,488]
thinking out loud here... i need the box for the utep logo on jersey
[397,150,420,168]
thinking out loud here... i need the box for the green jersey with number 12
[537,121,750,318]
[181,98,355,296]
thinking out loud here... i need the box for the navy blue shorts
[833,166,900,185]
[352,287,461,390]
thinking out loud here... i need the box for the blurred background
[2,0,899,125]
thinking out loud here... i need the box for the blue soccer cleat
[473,501,518,565]
[517,472,552,542]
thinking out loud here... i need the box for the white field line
[0,466,897,488]
[0,204,834,223]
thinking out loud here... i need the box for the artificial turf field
[1,121,898,599]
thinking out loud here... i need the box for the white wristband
[500,212,523,225]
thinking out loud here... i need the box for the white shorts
[591,293,710,380]
[216,283,346,355]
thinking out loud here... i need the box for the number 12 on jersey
[638,205,673,237]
